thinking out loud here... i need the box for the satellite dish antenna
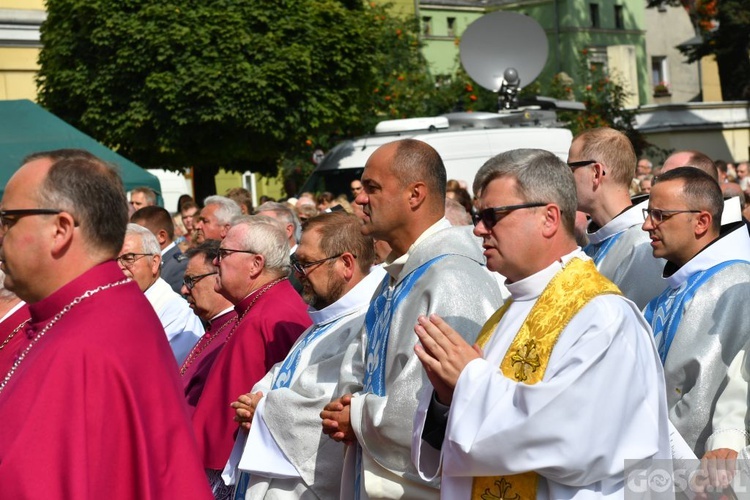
[460,11,549,111]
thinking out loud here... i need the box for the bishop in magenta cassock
[0,149,212,499]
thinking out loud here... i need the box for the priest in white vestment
[321,139,503,499]
[221,211,385,499]
[568,127,666,309]
[639,167,750,496]
[412,149,672,499]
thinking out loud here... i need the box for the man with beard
[224,211,385,499]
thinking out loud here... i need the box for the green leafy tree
[38,0,391,198]
[646,0,750,100]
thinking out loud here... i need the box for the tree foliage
[38,0,387,180]
[646,0,750,100]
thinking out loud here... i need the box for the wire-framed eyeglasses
[116,253,153,267]
[642,208,701,224]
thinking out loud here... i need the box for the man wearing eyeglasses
[320,139,502,499]
[0,149,211,498]
[191,215,310,498]
[179,240,236,412]
[131,205,188,294]
[118,223,203,365]
[224,211,386,499]
[568,127,666,309]
[641,167,750,460]
[412,148,671,499]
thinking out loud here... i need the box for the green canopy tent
[0,99,160,200]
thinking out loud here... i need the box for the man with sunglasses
[568,127,666,308]
[0,150,211,498]
[225,211,386,499]
[642,167,750,461]
[191,215,310,498]
[179,240,236,412]
[118,223,203,365]
[320,139,502,499]
[413,148,671,499]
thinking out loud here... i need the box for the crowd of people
[1,127,749,499]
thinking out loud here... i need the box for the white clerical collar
[0,300,26,323]
[383,218,451,281]
[209,306,235,323]
[506,248,585,301]
[665,223,750,289]
[587,199,647,245]
[721,196,743,225]
[308,265,387,326]
[161,241,177,256]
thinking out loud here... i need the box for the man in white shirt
[118,223,203,364]
[412,148,671,499]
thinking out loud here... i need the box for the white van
[300,112,573,196]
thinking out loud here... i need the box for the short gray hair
[231,215,290,276]
[203,195,242,225]
[474,149,577,234]
[256,201,301,243]
[126,223,161,255]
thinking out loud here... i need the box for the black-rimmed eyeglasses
[567,160,605,176]
[473,203,548,228]
[642,208,702,225]
[568,159,599,168]
[183,272,218,290]
[0,208,64,232]
[116,253,153,267]
[290,253,351,276]
[216,247,258,264]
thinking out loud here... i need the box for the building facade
[419,0,653,106]
[0,0,44,101]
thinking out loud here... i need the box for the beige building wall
[643,4,700,103]
[0,0,44,8]
[701,56,722,102]
[0,47,39,100]
[0,1,45,101]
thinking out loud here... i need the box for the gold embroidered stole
[470,258,621,500]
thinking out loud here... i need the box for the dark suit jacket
[161,244,188,294]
